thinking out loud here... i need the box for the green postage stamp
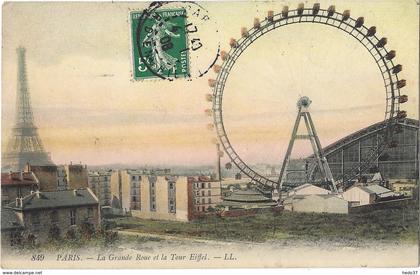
[130,9,190,80]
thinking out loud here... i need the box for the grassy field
[109,204,419,245]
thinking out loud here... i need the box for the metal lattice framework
[207,4,408,190]
[2,47,54,171]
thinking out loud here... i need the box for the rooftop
[6,188,98,211]
[359,184,396,198]
[224,189,274,203]
[188,176,221,183]
[284,194,346,202]
[308,118,418,158]
[1,172,38,186]
[293,183,318,191]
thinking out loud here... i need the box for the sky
[1,0,419,167]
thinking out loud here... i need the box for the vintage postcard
[1,0,419,270]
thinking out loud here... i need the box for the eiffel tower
[2,47,54,171]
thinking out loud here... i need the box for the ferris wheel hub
[297,96,312,109]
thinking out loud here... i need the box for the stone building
[110,171,223,221]
[57,166,67,191]
[65,164,88,189]
[190,176,222,213]
[131,175,192,222]
[25,163,88,192]
[1,171,39,205]
[4,188,99,244]
[110,169,142,212]
[110,169,188,219]
[25,164,58,191]
[88,170,112,206]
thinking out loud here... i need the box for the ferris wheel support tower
[278,96,338,194]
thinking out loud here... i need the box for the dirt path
[117,229,256,246]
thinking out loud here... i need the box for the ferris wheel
[205,3,408,190]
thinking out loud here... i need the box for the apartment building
[88,170,112,206]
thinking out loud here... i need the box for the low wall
[131,210,189,222]
[349,198,415,214]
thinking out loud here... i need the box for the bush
[80,221,95,238]
[19,233,37,250]
[48,225,61,240]
[65,227,78,240]
[101,219,117,230]
[104,231,118,245]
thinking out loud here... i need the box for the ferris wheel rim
[211,7,405,190]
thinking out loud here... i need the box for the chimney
[73,189,78,196]
[15,197,22,207]
[20,171,24,181]
[35,190,41,198]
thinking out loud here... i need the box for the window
[201,182,205,188]
[202,206,206,212]
[70,210,76,225]
[31,213,40,225]
[169,199,175,213]
[132,176,135,180]
[208,190,211,196]
[50,210,59,224]
[208,198,212,204]
[132,196,136,202]
[201,190,205,196]
[202,198,205,204]
[167,181,176,213]
[87,208,93,219]
[208,182,211,188]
